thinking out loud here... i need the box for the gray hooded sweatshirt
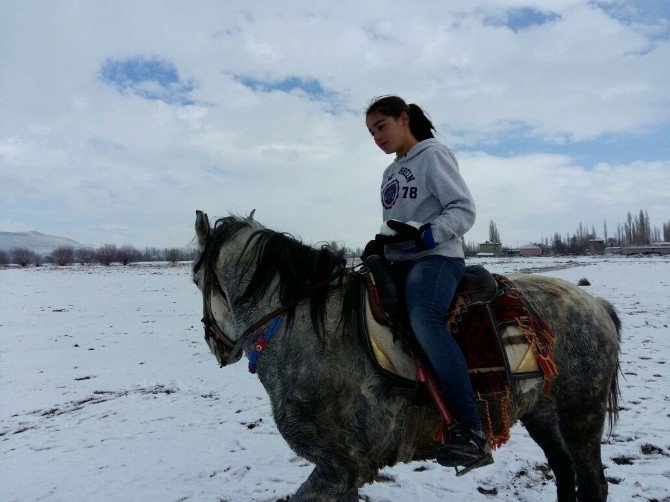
[380,138,476,262]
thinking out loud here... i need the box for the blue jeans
[404,256,481,430]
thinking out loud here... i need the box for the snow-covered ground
[2,256,669,501]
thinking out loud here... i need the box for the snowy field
[2,256,669,501]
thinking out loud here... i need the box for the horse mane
[201,215,349,335]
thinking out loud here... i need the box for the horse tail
[600,299,621,434]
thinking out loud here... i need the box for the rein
[201,266,347,368]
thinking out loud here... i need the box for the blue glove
[419,224,436,250]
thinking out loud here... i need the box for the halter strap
[204,268,348,367]
[248,316,283,373]
[237,269,346,341]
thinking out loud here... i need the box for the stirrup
[436,424,493,475]
[437,447,493,470]
[455,452,494,477]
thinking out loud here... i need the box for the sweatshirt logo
[399,166,415,182]
[382,179,399,209]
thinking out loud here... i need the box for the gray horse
[192,211,620,502]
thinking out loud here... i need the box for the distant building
[587,239,606,254]
[478,241,502,255]
[620,243,670,255]
[519,244,542,257]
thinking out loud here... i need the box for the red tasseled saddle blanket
[447,273,558,396]
[446,274,558,447]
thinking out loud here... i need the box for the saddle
[358,255,557,449]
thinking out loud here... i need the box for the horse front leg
[292,464,359,502]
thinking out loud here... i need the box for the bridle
[195,248,348,368]
[200,268,244,366]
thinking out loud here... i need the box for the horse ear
[195,210,211,247]
[248,209,256,220]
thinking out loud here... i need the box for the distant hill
[0,231,86,255]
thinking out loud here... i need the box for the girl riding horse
[364,95,488,469]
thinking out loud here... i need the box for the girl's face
[365,110,417,157]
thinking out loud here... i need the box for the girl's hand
[376,220,437,252]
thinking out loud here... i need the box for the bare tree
[652,226,661,243]
[462,240,478,257]
[625,212,634,246]
[12,247,37,267]
[51,246,75,266]
[96,244,118,266]
[183,247,199,261]
[325,240,349,258]
[488,220,501,243]
[0,250,9,265]
[624,209,653,246]
[117,245,141,266]
[164,248,183,264]
[552,232,566,255]
[142,247,162,261]
[539,208,670,252]
[642,210,651,245]
[75,247,96,265]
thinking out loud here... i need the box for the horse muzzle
[202,317,243,367]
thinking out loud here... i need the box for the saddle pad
[363,289,416,381]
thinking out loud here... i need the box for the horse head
[193,209,349,367]
[192,210,260,366]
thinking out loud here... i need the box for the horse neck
[217,229,352,342]
[215,257,277,331]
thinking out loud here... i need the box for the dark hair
[365,95,435,141]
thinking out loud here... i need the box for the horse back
[507,274,620,399]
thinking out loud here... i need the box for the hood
[395,138,441,163]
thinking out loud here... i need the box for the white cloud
[461,153,670,244]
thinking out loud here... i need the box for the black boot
[436,424,493,474]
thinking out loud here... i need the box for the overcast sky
[1,0,669,250]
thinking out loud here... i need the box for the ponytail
[407,103,435,142]
[366,95,435,142]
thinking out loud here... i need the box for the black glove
[375,220,437,252]
[361,239,384,260]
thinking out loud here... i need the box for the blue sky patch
[100,57,194,105]
[235,75,334,101]
[486,7,561,32]
[594,0,669,42]
[594,0,670,26]
[459,121,670,167]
